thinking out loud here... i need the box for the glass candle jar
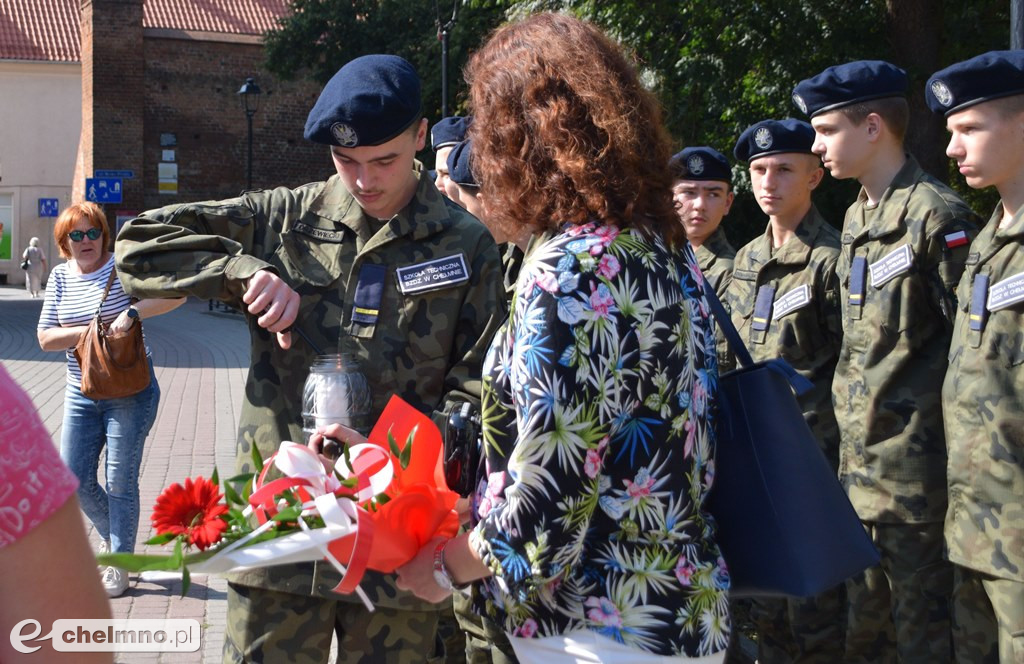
[300,353,372,439]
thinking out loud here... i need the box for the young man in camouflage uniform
[439,139,522,664]
[444,139,524,304]
[431,116,470,199]
[927,51,1024,664]
[115,55,504,664]
[670,146,737,295]
[793,61,978,663]
[727,118,845,664]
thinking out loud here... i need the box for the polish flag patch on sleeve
[944,230,969,248]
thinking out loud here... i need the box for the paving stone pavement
[1,286,249,663]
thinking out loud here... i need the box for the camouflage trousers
[951,566,1024,664]
[747,582,847,663]
[223,582,445,664]
[452,586,519,664]
[844,520,953,664]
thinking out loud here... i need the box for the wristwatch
[432,541,455,591]
[126,306,140,321]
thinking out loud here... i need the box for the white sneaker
[102,566,129,597]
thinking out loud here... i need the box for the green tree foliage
[265,0,1010,242]
[262,1,504,131]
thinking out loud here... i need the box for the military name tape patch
[772,284,812,320]
[986,271,1024,312]
[869,244,913,288]
[396,253,469,294]
[293,222,345,243]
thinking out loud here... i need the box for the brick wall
[141,36,329,210]
[80,0,145,210]
[79,0,330,216]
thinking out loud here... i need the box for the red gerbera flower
[151,476,229,551]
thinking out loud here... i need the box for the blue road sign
[94,170,134,179]
[38,198,59,217]
[85,177,123,204]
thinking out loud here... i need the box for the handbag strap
[702,281,755,368]
[93,265,119,319]
[702,278,814,395]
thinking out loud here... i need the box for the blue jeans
[60,361,159,554]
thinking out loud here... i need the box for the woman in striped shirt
[36,202,183,598]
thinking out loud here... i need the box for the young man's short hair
[983,94,1024,118]
[838,96,910,142]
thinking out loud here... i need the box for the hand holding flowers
[98,396,460,606]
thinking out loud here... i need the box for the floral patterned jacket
[468,222,731,657]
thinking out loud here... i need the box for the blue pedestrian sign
[85,177,123,204]
[38,198,59,217]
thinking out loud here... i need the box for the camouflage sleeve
[434,235,506,418]
[923,215,978,326]
[114,197,274,304]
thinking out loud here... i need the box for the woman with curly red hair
[397,13,730,662]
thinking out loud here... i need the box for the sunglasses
[68,228,103,242]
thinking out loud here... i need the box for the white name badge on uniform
[869,244,913,288]
[986,271,1024,311]
[396,253,470,294]
[772,285,812,320]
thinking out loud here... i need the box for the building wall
[0,2,331,284]
[140,34,328,212]
[77,0,330,240]
[0,60,81,281]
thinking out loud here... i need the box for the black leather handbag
[703,286,879,597]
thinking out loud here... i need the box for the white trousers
[509,630,727,664]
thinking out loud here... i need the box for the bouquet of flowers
[98,395,460,608]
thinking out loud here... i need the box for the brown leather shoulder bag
[73,267,151,400]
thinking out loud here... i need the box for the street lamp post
[238,77,261,191]
[435,1,458,118]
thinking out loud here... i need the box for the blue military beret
[734,119,815,163]
[669,146,732,183]
[303,54,421,147]
[446,140,478,188]
[926,50,1024,116]
[793,60,908,118]
[431,116,471,151]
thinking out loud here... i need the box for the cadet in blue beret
[443,140,483,219]
[728,118,845,664]
[733,118,815,162]
[792,60,908,119]
[794,59,979,663]
[928,50,1024,664]
[116,53,504,664]
[431,116,471,198]
[668,147,736,295]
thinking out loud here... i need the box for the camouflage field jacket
[693,227,737,297]
[833,156,977,523]
[115,171,505,606]
[724,206,842,466]
[943,203,1024,581]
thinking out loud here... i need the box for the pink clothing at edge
[0,363,79,547]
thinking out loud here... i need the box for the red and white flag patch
[944,230,969,248]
